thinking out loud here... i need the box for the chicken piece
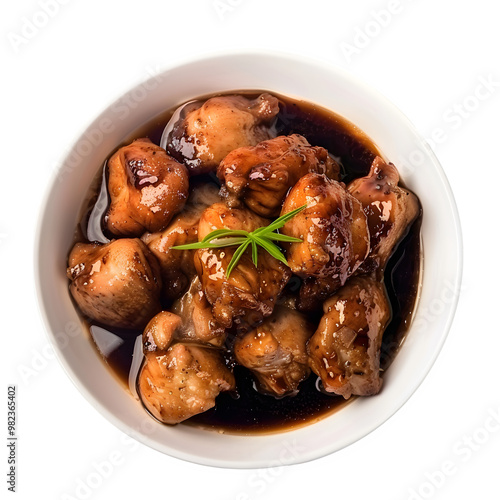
[280,173,370,308]
[138,327,235,424]
[141,183,220,301]
[165,93,279,175]
[348,156,420,274]
[194,203,291,329]
[105,138,189,237]
[297,277,342,312]
[67,239,162,329]
[171,277,227,347]
[218,134,340,218]
[142,311,181,352]
[142,302,225,349]
[234,306,314,397]
[307,277,391,398]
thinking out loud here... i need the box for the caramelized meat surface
[68,91,423,430]
[234,306,314,396]
[348,156,420,274]
[218,134,340,217]
[280,173,370,308]
[171,277,227,347]
[166,93,279,175]
[194,203,291,329]
[142,311,181,352]
[142,300,225,349]
[307,277,391,398]
[106,138,189,237]
[67,239,161,329]
[138,335,235,425]
[141,183,220,301]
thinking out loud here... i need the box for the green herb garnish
[172,204,306,277]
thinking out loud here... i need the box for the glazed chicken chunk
[218,134,340,218]
[141,183,220,301]
[171,277,227,347]
[105,138,189,237]
[142,311,181,352]
[138,313,235,425]
[280,173,370,308]
[142,297,225,349]
[194,203,291,329]
[348,156,420,274]
[307,277,391,398]
[165,93,279,175]
[67,239,162,329]
[234,306,314,396]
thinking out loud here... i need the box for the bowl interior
[35,52,462,468]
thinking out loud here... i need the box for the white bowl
[35,51,462,468]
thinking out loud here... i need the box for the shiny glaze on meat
[194,202,291,329]
[141,183,220,301]
[308,277,391,398]
[348,156,420,275]
[218,134,340,217]
[73,90,421,434]
[234,306,314,396]
[105,138,189,237]
[165,93,279,175]
[67,238,162,329]
[280,173,370,310]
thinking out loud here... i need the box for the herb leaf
[251,240,259,267]
[226,239,251,278]
[263,233,303,243]
[200,229,249,243]
[254,204,307,235]
[253,236,289,266]
[172,204,306,277]
[171,237,247,251]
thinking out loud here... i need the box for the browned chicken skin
[142,311,181,352]
[105,138,189,237]
[348,156,420,275]
[67,239,162,329]
[141,183,220,301]
[194,203,291,329]
[66,89,424,428]
[307,277,391,398]
[138,316,235,424]
[280,173,370,309]
[218,134,340,218]
[171,277,227,347]
[142,299,225,349]
[166,93,279,175]
[234,306,315,396]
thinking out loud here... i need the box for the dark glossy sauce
[76,91,422,435]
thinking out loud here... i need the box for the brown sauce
[75,91,422,435]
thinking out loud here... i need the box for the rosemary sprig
[172,204,306,277]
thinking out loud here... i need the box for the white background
[2,0,499,499]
